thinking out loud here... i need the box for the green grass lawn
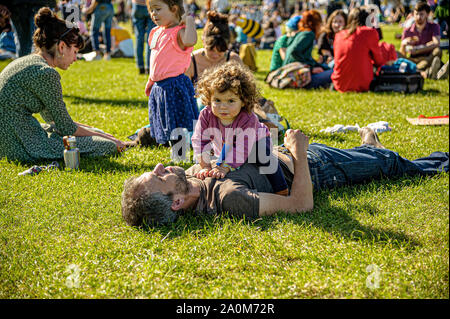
[0,24,448,298]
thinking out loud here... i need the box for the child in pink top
[192,61,289,195]
[145,0,199,145]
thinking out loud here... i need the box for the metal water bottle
[63,136,80,169]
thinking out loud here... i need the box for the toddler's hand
[208,166,230,179]
[145,80,153,97]
[195,168,211,180]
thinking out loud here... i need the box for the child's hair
[33,7,84,56]
[146,0,185,21]
[196,61,259,113]
[203,10,230,52]
[323,9,347,39]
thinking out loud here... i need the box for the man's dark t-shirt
[186,161,293,219]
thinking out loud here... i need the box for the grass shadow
[144,175,435,249]
[308,132,349,143]
[416,88,446,96]
[64,95,148,108]
[252,176,432,248]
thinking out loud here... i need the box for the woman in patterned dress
[0,7,129,163]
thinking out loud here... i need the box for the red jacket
[331,26,387,92]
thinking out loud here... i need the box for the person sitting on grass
[283,10,333,89]
[121,128,449,226]
[317,9,347,68]
[110,17,134,58]
[0,7,131,163]
[268,14,301,72]
[185,10,242,86]
[398,1,442,80]
[0,5,16,60]
[331,7,395,92]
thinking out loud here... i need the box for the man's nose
[153,163,165,175]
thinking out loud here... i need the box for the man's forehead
[138,171,154,182]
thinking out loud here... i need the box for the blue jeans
[303,143,449,191]
[132,3,155,70]
[306,69,333,89]
[91,3,114,53]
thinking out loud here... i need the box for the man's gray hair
[121,176,177,226]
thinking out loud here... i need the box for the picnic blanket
[406,115,449,126]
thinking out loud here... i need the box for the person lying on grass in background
[121,128,449,226]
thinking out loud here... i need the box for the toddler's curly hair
[196,61,259,113]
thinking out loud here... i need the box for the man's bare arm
[401,36,441,56]
[411,37,440,55]
[258,130,314,216]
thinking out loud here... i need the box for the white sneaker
[437,61,449,80]
[428,57,441,80]
[103,54,111,61]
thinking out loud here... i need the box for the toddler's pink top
[147,25,193,86]
[191,107,271,169]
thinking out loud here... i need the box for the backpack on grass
[370,72,424,93]
[265,62,312,89]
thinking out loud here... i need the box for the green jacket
[283,30,322,68]
[269,34,296,72]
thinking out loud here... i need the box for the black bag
[370,72,424,93]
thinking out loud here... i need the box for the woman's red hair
[298,10,322,34]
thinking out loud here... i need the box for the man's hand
[258,129,313,216]
[283,129,309,160]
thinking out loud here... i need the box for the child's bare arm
[178,15,197,49]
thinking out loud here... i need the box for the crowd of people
[0,1,448,225]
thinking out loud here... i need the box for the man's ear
[171,195,185,211]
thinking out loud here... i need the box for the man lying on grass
[121,128,449,226]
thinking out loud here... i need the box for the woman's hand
[83,0,97,15]
[311,67,324,74]
[115,140,136,152]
